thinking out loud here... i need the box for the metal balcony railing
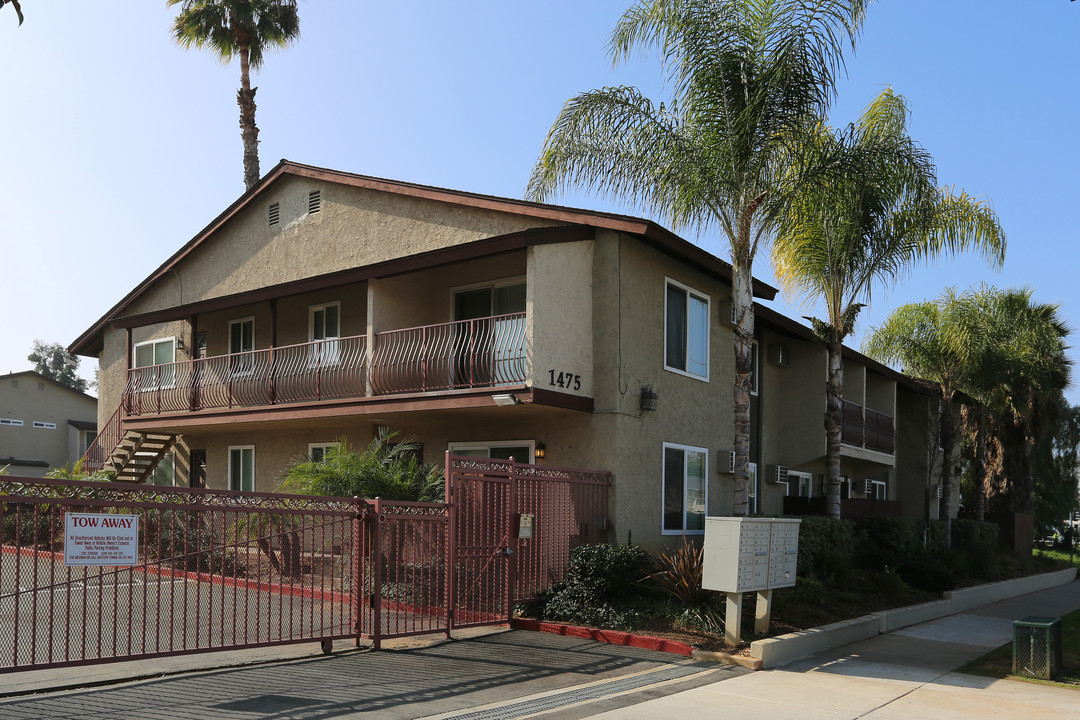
[125,335,368,416]
[370,313,527,395]
[122,313,530,417]
[841,400,895,454]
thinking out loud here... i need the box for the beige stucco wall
[866,370,896,414]
[0,375,97,478]
[529,242,594,397]
[895,385,937,519]
[584,233,738,549]
[94,177,559,417]
[755,326,827,514]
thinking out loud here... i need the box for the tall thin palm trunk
[974,407,987,522]
[237,38,260,190]
[732,260,755,516]
[824,340,844,518]
[940,392,956,551]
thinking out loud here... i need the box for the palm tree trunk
[975,407,987,522]
[237,40,260,191]
[940,391,956,551]
[731,259,754,517]
[824,339,843,519]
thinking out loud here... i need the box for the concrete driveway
[0,630,743,719]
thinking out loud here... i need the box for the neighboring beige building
[69,161,944,549]
[0,371,97,478]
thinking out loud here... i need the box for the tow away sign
[64,513,139,566]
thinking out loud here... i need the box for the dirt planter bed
[510,618,762,670]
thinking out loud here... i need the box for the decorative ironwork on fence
[1,455,610,671]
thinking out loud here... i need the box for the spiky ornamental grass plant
[528,0,869,515]
[774,89,1005,524]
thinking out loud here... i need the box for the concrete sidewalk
[588,579,1080,719]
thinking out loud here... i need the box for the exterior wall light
[640,385,658,412]
[535,442,546,460]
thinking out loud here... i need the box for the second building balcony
[841,400,895,455]
[124,313,528,417]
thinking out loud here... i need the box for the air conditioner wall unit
[768,464,789,484]
[728,451,735,473]
[864,478,875,495]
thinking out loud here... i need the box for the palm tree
[956,287,1071,518]
[864,291,974,546]
[0,0,23,25]
[168,0,301,191]
[775,89,1005,522]
[527,0,869,515]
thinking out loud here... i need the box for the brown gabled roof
[69,160,777,357]
[3,370,97,402]
[752,304,938,396]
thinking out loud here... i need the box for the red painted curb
[511,618,694,657]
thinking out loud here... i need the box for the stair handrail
[80,404,123,475]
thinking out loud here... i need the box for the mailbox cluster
[701,517,800,593]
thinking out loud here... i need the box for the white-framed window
[451,280,527,385]
[149,453,176,487]
[664,279,710,381]
[80,430,98,456]
[662,443,708,534]
[750,341,759,396]
[229,446,255,492]
[134,337,176,368]
[747,461,759,514]
[451,278,527,321]
[308,442,340,463]
[134,337,177,388]
[786,471,813,498]
[229,317,255,374]
[449,441,534,464]
[309,302,341,366]
[867,479,887,500]
[32,421,56,429]
[0,418,24,426]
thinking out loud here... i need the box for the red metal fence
[0,456,610,671]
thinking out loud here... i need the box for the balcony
[841,400,895,455]
[124,313,527,417]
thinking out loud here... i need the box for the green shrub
[795,516,856,581]
[856,515,925,571]
[279,429,443,502]
[950,519,999,576]
[530,543,652,630]
[897,555,954,593]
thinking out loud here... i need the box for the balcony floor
[120,385,591,434]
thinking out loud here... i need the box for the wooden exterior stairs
[107,431,179,483]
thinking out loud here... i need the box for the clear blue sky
[1,1,1077,402]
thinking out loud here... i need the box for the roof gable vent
[268,202,280,226]
[308,190,321,214]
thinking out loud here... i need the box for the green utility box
[1012,616,1062,680]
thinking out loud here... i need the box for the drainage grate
[443,663,710,719]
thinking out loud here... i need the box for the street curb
[749,567,1077,669]
[510,619,693,657]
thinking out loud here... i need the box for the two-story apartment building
[70,161,943,549]
[0,371,97,478]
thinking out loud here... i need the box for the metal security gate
[0,476,358,674]
[445,454,611,630]
[1,458,609,672]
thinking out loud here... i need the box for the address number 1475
[548,370,581,391]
